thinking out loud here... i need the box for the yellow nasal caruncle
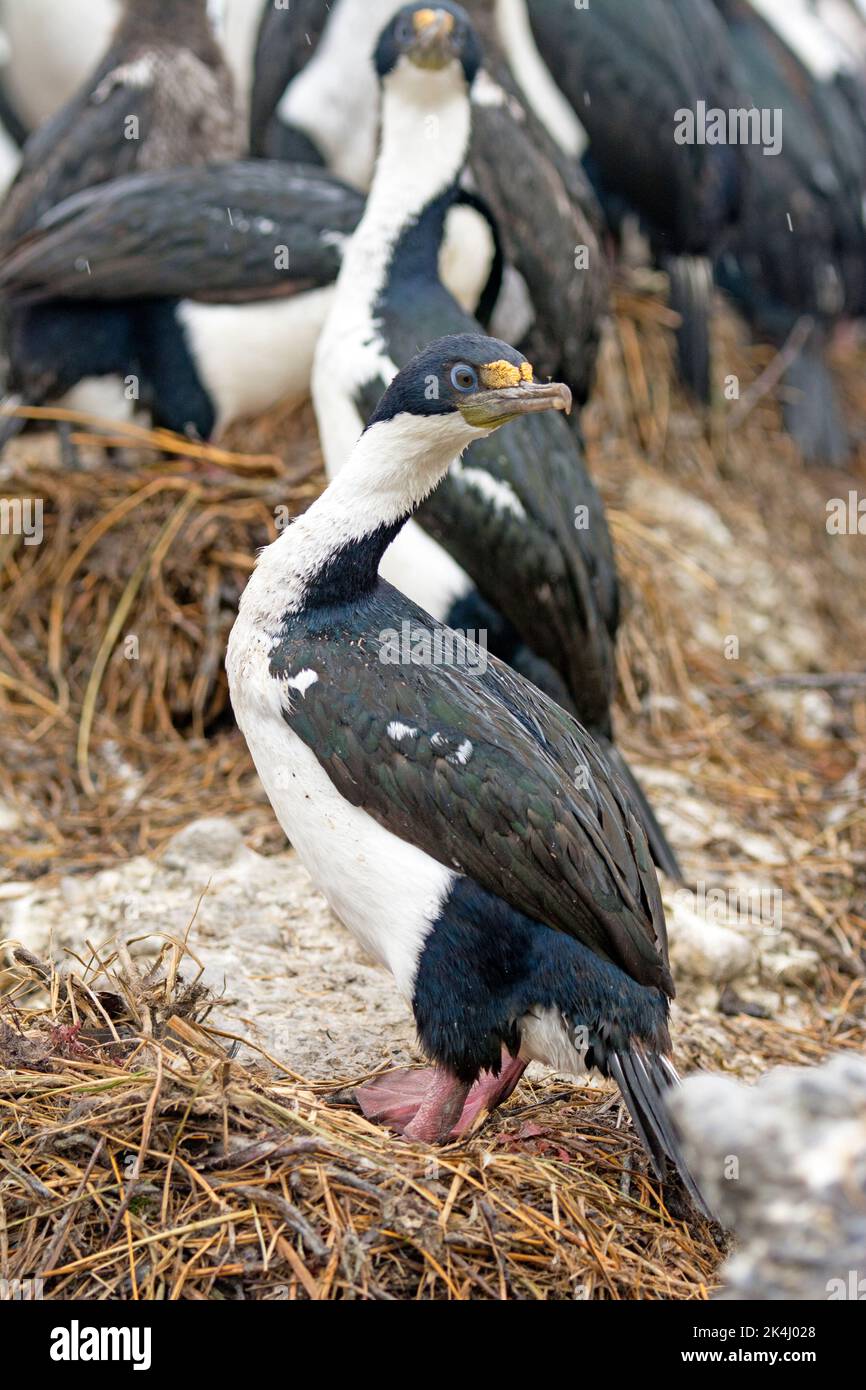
[413,8,454,32]
[481,360,535,388]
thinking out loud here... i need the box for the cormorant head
[375,3,482,87]
[368,334,572,438]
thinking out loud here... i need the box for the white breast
[438,202,496,314]
[226,610,455,999]
[178,286,336,433]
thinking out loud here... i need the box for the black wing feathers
[274,590,671,995]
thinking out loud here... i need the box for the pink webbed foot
[353,1048,528,1143]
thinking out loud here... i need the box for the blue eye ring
[450,363,478,392]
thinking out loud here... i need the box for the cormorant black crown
[375,3,482,86]
[367,333,530,425]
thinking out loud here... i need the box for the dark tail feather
[665,254,713,403]
[608,1046,714,1220]
[600,738,683,882]
[782,333,848,467]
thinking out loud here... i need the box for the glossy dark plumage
[279,609,704,1201]
[274,586,671,993]
[526,0,745,400]
[529,0,743,255]
[712,0,866,463]
[257,335,706,1206]
[715,0,866,321]
[349,179,678,875]
[0,162,365,304]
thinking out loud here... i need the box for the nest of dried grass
[0,398,323,874]
[1,277,865,1299]
[0,940,725,1301]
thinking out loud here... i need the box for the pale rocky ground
[7,808,863,1304]
[673,1055,866,1301]
[1,816,417,1081]
[0,806,826,1081]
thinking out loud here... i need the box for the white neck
[335,58,472,313]
[241,411,487,623]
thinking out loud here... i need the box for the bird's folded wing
[276,600,670,993]
[0,163,364,303]
[0,79,151,241]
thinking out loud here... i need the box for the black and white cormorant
[505,0,745,403]
[712,0,866,465]
[313,3,682,880]
[0,0,244,246]
[226,331,709,1216]
[249,0,606,403]
[0,162,366,440]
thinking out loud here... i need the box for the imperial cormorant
[0,158,500,443]
[249,0,606,402]
[313,2,682,879]
[226,330,709,1216]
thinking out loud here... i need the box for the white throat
[312,54,474,483]
[240,411,486,624]
[334,58,472,321]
